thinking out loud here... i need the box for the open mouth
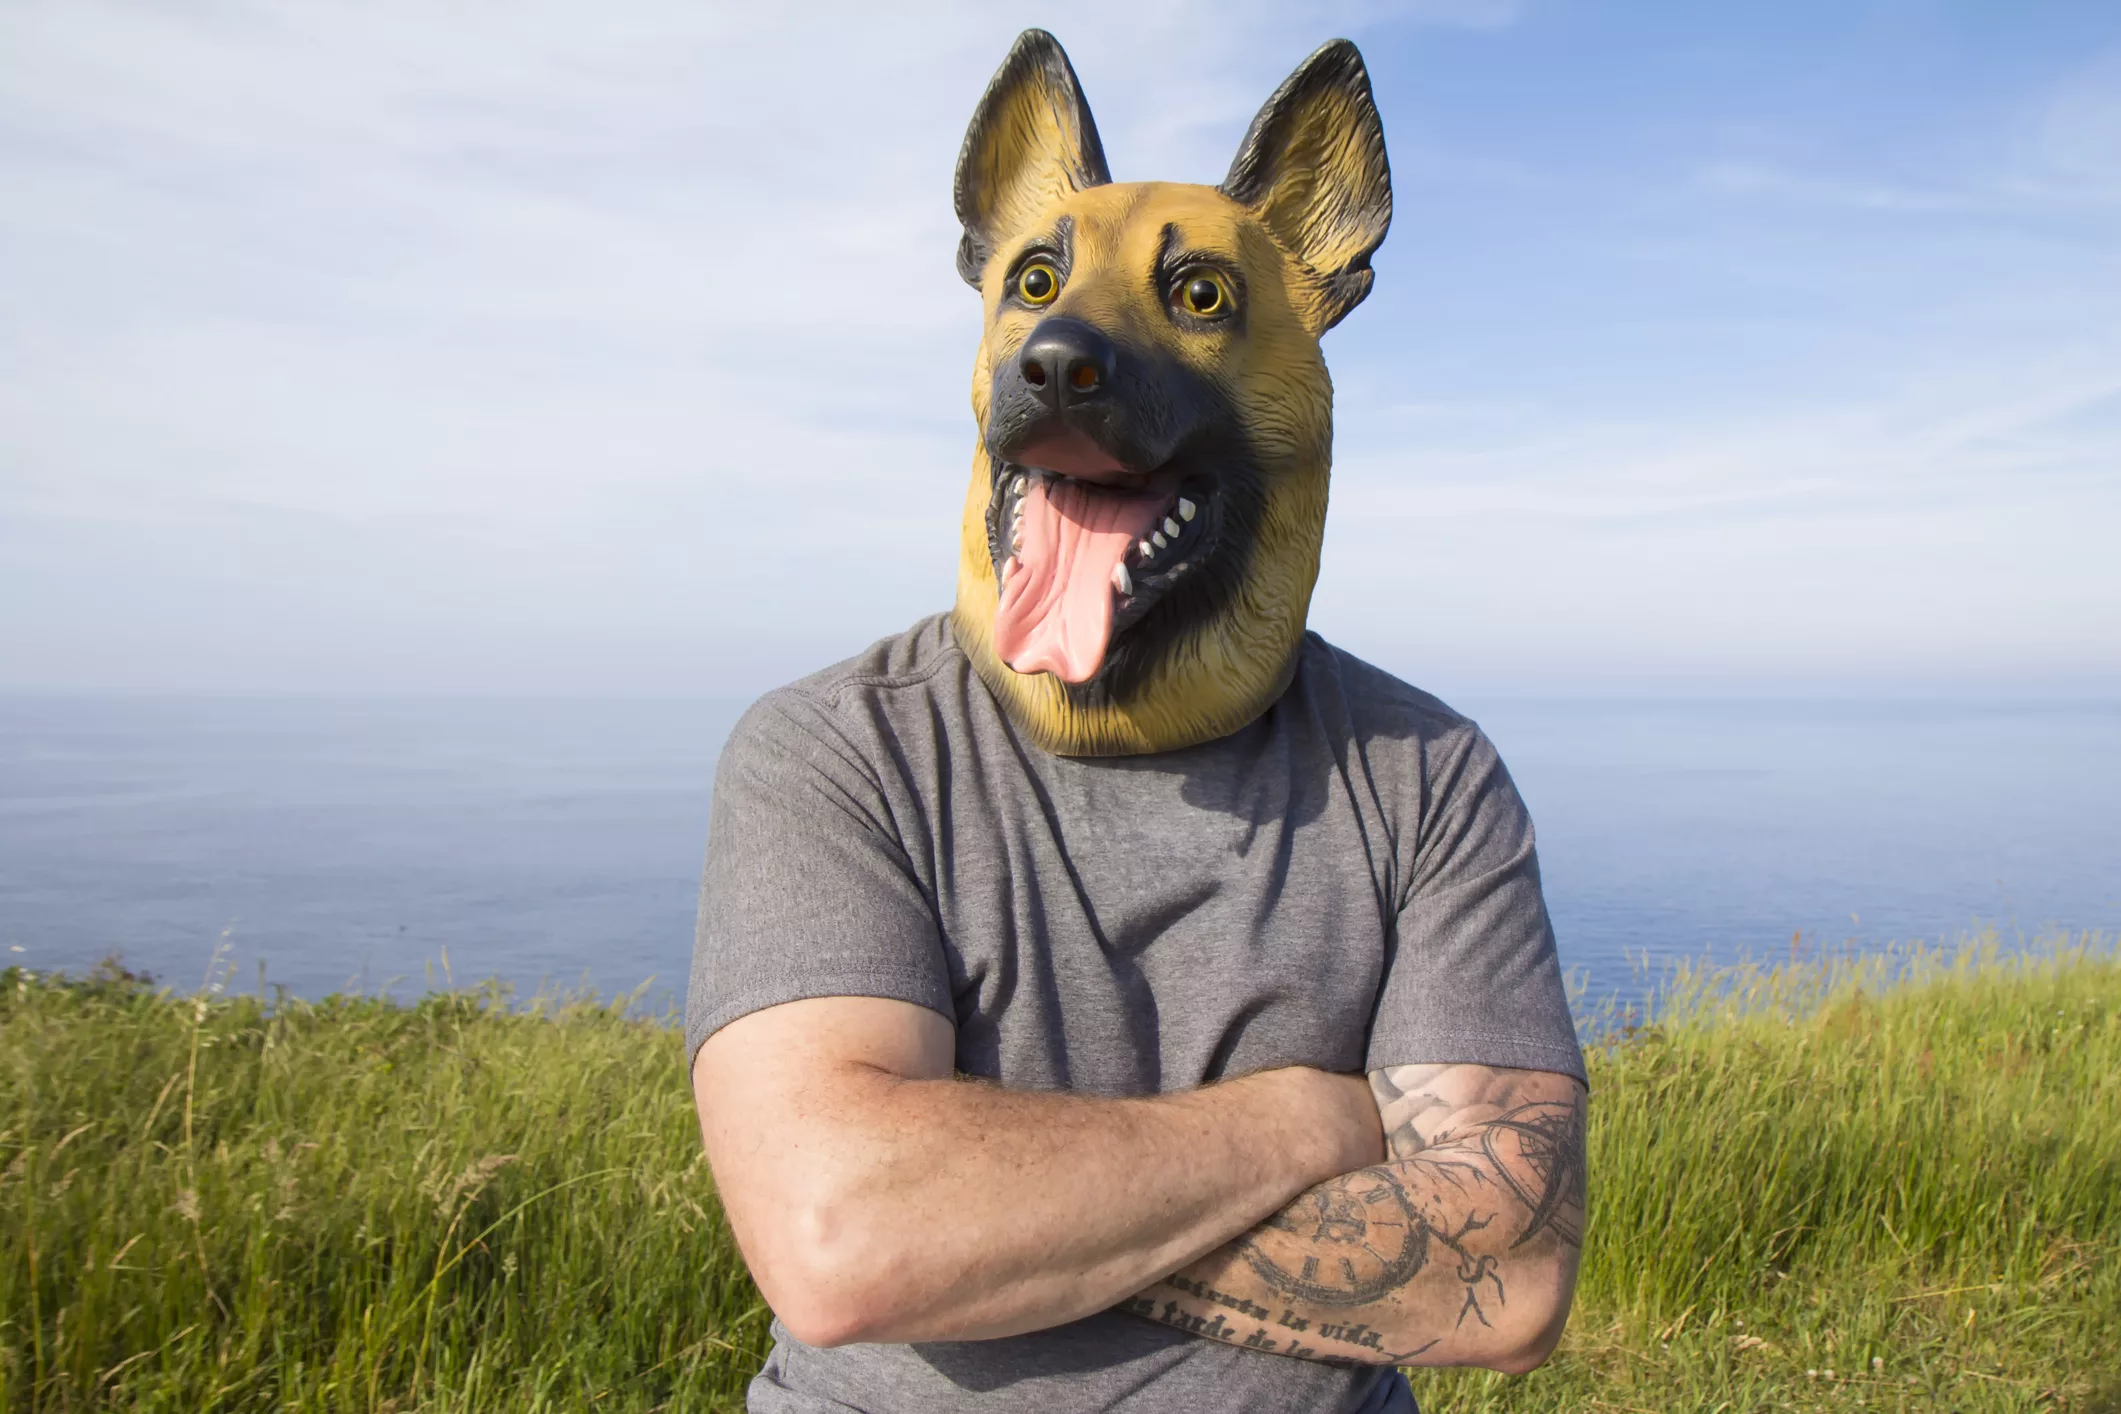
[985,462,1217,684]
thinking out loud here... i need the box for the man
[688,30,1586,1413]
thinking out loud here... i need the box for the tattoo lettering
[1135,1292,1434,1364]
[1163,1272,1270,1321]
[1315,1319,1386,1352]
[1147,1299,1239,1343]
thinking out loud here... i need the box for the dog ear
[1221,40,1393,332]
[954,29,1112,288]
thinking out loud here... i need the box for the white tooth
[1140,539,1155,558]
[1002,557,1021,586]
[1112,562,1132,595]
[1163,517,1181,537]
[1152,531,1168,549]
[1011,474,1025,495]
[1178,497,1196,521]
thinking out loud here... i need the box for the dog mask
[948,30,1392,757]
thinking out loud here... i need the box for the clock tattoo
[1235,1165,1429,1306]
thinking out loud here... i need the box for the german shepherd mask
[949,30,1392,757]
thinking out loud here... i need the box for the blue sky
[2,0,2116,698]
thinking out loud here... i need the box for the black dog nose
[1018,318,1117,410]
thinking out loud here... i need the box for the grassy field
[3,932,2117,1412]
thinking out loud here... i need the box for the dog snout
[1018,318,1117,411]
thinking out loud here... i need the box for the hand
[1279,1066,1387,1176]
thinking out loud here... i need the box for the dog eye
[1175,271,1232,318]
[1016,261,1060,306]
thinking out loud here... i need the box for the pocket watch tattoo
[1235,1166,1429,1306]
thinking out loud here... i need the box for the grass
[1428,933,2121,1413]
[2,931,2117,1412]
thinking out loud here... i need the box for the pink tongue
[993,477,1168,683]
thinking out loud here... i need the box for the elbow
[1485,1327,1560,1376]
[773,1293,883,1351]
[742,1183,922,1348]
[1482,1269,1576,1375]
[765,1272,877,1351]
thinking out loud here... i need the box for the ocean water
[1,694,2115,1013]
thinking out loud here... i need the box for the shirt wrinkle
[689,615,1580,1414]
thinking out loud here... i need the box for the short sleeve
[684,694,952,1064]
[1366,727,1586,1083]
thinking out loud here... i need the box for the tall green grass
[1430,932,2121,1413]
[3,931,2117,1412]
[1,966,766,1412]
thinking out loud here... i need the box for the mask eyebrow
[1155,222,1240,279]
[1006,214,1075,277]
[1155,222,1248,308]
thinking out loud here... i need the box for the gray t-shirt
[688,615,1582,1414]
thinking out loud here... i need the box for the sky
[2,0,2117,700]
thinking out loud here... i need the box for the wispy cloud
[1696,47,2121,215]
[0,1,2114,694]
[1696,162,1977,213]
[2039,48,2121,185]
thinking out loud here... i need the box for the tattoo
[1127,1292,1440,1364]
[1373,1066,1588,1253]
[1429,1211,1501,1328]
[1235,1166,1429,1306]
[1161,1273,1270,1321]
[1370,1066,1456,1160]
[1484,1096,1587,1249]
[1131,1066,1586,1367]
[1233,1074,1585,1318]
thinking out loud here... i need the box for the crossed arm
[1124,1063,1584,1371]
[691,996,1582,1370]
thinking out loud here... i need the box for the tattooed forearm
[1126,1064,1586,1372]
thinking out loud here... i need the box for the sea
[2,694,2115,1016]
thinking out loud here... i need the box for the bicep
[692,996,954,1218]
[694,994,954,1140]
[1369,1062,1585,1162]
